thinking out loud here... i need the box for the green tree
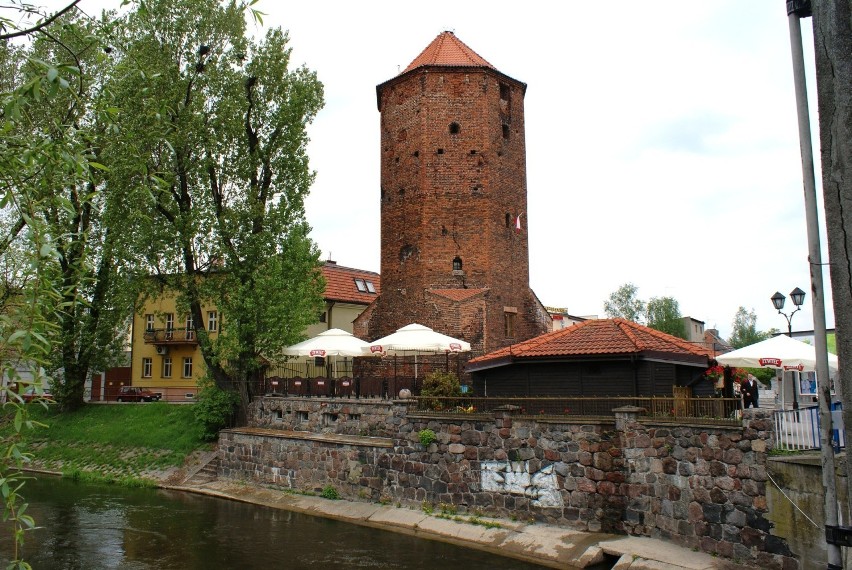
[0,2,96,563]
[1,9,134,411]
[646,296,687,339]
[728,307,769,349]
[604,283,645,323]
[106,0,325,417]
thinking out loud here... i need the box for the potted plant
[704,365,725,390]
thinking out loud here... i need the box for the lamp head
[790,287,806,307]
[771,291,786,311]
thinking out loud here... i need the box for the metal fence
[410,396,743,426]
[773,403,845,451]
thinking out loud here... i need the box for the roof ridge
[614,318,643,351]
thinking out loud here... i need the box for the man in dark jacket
[741,374,760,408]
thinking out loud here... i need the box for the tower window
[413,150,419,157]
[437,148,444,154]
[452,257,462,271]
[499,83,510,102]
[502,124,510,140]
[505,213,511,228]
[449,122,460,135]
[504,311,516,338]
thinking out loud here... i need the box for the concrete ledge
[221,427,393,448]
[171,479,735,570]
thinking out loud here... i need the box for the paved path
[168,479,750,570]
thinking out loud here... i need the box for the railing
[143,328,198,344]
[410,396,743,426]
[773,403,845,451]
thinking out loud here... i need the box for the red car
[116,386,161,402]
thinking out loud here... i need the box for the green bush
[193,377,240,441]
[321,485,340,500]
[418,429,437,447]
[420,371,462,410]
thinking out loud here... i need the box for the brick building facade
[354,32,549,360]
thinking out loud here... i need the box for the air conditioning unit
[155,346,169,355]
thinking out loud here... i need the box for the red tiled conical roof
[468,318,713,369]
[402,31,495,74]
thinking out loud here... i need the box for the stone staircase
[182,451,220,485]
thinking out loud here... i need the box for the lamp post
[771,287,806,411]
[771,287,806,335]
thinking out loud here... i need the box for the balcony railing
[142,328,198,345]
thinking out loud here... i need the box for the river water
[2,476,546,569]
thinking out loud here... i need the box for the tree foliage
[0,1,97,563]
[103,0,326,415]
[604,283,645,323]
[728,307,769,349]
[646,296,687,339]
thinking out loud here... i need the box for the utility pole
[785,1,843,568]
[811,0,852,550]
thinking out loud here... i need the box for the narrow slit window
[453,257,462,271]
[449,122,460,134]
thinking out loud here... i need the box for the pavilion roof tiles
[469,318,714,367]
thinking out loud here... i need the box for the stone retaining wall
[219,398,795,569]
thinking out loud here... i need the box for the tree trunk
[812,0,852,523]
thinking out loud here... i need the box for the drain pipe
[786,2,842,568]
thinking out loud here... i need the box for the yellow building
[130,261,380,400]
[130,293,221,401]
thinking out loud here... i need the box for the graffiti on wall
[480,461,563,507]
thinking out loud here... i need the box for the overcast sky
[44,1,831,340]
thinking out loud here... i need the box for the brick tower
[354,32,549,357]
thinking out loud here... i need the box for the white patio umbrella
[716,334,838,409]
[283,328,372,378]
[366,323,470,356]
[715,334,838,372]
[365,323,471,380]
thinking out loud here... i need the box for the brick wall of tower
[358,63,549,353]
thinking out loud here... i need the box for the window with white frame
[145,314,154,331]
[165,313,174,338]
[142,357,152,378]
[185,314,194,340]
[162,357,172,378]
[183,357,193,378]
[208,310,218,332]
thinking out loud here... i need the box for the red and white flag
[515,213,523,233]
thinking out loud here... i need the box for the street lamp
[771,287,806,335]
[771,287,806,411]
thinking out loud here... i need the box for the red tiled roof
[469,318,713,367]
[427,288,488,302]
[321,262,380,305]
[402,31,495,74]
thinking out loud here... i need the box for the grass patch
[1,403,209,480]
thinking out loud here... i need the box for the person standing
[742,374,760,409]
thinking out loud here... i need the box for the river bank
[23,454,745,570]
[11,405,752,570]
[167,476,737,570]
